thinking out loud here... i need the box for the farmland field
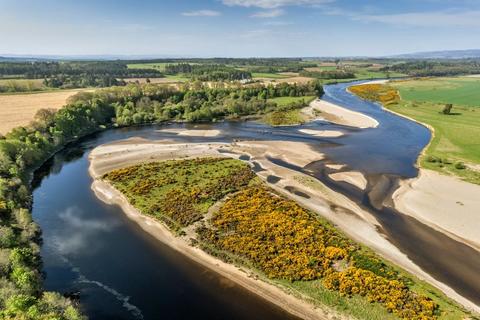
[251,72,291,79]
[0,89,89,134]
[351,79,480,183]
[392,77,480,107]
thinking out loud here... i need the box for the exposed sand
[0,89,90,134]
[306,99,379,129]
[158,128,221,137]
[393,169,480,251]
[329,171,367,190]
[298,129,344,138]
[89,139,480,313]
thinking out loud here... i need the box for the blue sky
[1,0,479,57]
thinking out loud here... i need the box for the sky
[1,0,480,57]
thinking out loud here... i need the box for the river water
[32,82,479,319]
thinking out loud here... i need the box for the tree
[442,103,453,114]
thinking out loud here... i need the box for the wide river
[32,82,480,319]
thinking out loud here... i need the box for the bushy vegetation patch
[349,84,400,106]
[198,187,441,319]
[103,158,256,230]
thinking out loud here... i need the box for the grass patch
[103,158,255,231]
[252,72,291,79]
[263,96,316,126]
[392,77,480,107]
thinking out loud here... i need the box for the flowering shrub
[103,158,255,229]
[199,187,438,319]
[350,84,400,106]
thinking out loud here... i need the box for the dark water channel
[32,82,479,319]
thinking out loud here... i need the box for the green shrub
[455,162,466,170]
[0,226,17,248]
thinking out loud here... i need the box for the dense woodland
[382,60,480,76]
[164,64,252,81]
[0,61,162,89]
[300,70,356,79]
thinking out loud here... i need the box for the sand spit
[393,169,480,251]
[329,171,367,190]
[306,99,379,129]
[298,129,344,138]
[89,139,480,313]
[158,128,221,137]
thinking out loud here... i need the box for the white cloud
[251,9,285,18]
[353,10,480,27]
[182,10,222,17]
[222,0,334,9]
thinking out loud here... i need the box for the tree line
[382,60,480,76]
[164,64,252,81]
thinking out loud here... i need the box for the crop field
[0,89,88,135]
[127,62,169,71]
[104,158,471,320]
[391,77,480,107]
[251,72,291,79]
[350,81,480,183]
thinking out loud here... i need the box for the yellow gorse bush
[201,187,438,320]
[350,84,400,106]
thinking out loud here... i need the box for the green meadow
[392,77,480,107]
[386,78,480,183]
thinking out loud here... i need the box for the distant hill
[389,49,480,59]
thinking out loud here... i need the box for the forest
[0,61,162,89]
[382,60,480,76]
[164,64,252,81]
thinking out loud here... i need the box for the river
[32,82,480,319]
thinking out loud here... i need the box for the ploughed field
[103,157,471,320]
[349,79,480,184]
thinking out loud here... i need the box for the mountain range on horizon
[1,49,480,62]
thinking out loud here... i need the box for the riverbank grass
[263,96,316,126]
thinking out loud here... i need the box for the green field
[377,78,480,183]
[268,95,316,106]
[127,62,170,71]
[392,77,480,107]
[251,72,291,79]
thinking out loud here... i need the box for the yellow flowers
[200,186,438,320]
[350,84,400,106]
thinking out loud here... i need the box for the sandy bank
[158,128,221,137]
[307,99,379,129]
[298,129,344,138]
[393,169,480,251]
[329,171,367,190]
